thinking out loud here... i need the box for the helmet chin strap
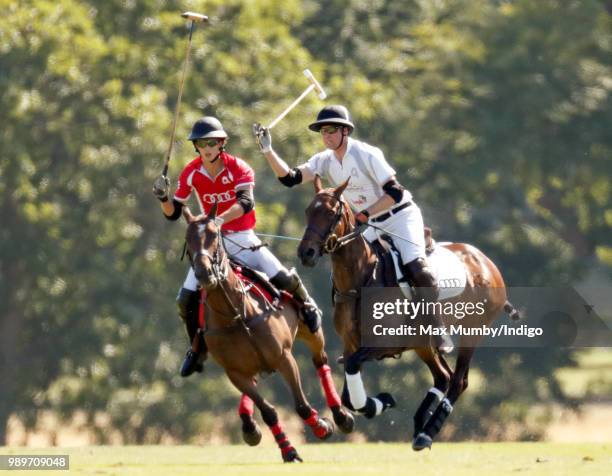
[332,128,348,151]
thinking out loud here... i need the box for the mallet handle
[161,22,196,177]
[267,84,315,130]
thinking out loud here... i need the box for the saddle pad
[428,243,467,301]
[233,267,275,302]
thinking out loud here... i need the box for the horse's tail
[503,300,521,321]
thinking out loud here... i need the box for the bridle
[191,222,229,283]
[304,193,362,254]
[188,220,246,322]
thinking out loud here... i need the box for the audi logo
[200,191,234,204]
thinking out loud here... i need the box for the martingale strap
[333,288,359,304]
[331,265,377,305]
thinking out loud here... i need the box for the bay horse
[182,204,354,463]
[297,177,519,450]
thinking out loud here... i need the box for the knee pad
[270,268,300,293]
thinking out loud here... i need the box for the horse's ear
[207,201,218,219]
[334,178,350,198]
[313,174,322,193]
[182,206,195,224]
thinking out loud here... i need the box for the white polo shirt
[300,137,412,214]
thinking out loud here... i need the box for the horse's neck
[205,270,245,326]
[331,234,376,292]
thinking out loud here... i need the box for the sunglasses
[320,125,341,135]
[195,138,221,148]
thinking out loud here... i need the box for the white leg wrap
[345,372,367,410]
[371,397,384,416]
[429,387,445,402]
[441,397,453,413]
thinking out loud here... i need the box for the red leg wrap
[304,409,328,439]
[317,364,342,408]
[271,423,294,455]
[238,394,254,416]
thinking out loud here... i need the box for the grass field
[2,443,610,476]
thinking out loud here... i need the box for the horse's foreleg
[227,372,302,463]
[412,347,451,444]
[300,329,355,434]
[277,351,335,441]
[413,346,476,451]
[342,347,396,419]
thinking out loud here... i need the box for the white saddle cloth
[428,243,467,301]
[384,241,467,301]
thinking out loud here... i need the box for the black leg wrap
[376,392,396,411]
[345,348,372,375]
[361,397,378,419]
[261,408,278,427]
[413,390,443,437]
[296,404,312,420]
[275,432,289,447]
[341,381,355,411]
[423,399,453,439]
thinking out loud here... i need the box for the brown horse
[182,204,354,462]
[297,177,519,450]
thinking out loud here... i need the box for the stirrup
[436,334,454,355]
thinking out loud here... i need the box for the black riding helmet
[188,116,228,140]
[308,105,354,133]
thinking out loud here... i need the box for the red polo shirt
[174,152,256,232]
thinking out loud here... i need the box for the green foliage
[1,0,610,444]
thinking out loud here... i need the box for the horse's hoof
[282,448,303,463]
[333,407,355,434]
[412,432,433,451]
[376,392,396,410]
[242,425,262,446]
[240,415,262,446]
[320,417,335,440]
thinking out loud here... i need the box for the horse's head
[183,203,226,291]
[298,176,352,267]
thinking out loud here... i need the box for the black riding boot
[404,258,454,354]
[271,269,322,333]
[177,288,207,377]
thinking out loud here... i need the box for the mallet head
[303,69,327,100]
[181,11,209,22]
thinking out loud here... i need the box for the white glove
[252,123,272,153]
[214,216,225,227]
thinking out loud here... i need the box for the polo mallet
[266,69,327,130]
[160,11,209,178]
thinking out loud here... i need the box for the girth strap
[333,288,359,305]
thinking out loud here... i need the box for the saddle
[374,226,436,286]
[332,227,437,305]
[230,261,283,305]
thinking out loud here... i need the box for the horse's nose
[299,246,317,267]
[194,266,215,287]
